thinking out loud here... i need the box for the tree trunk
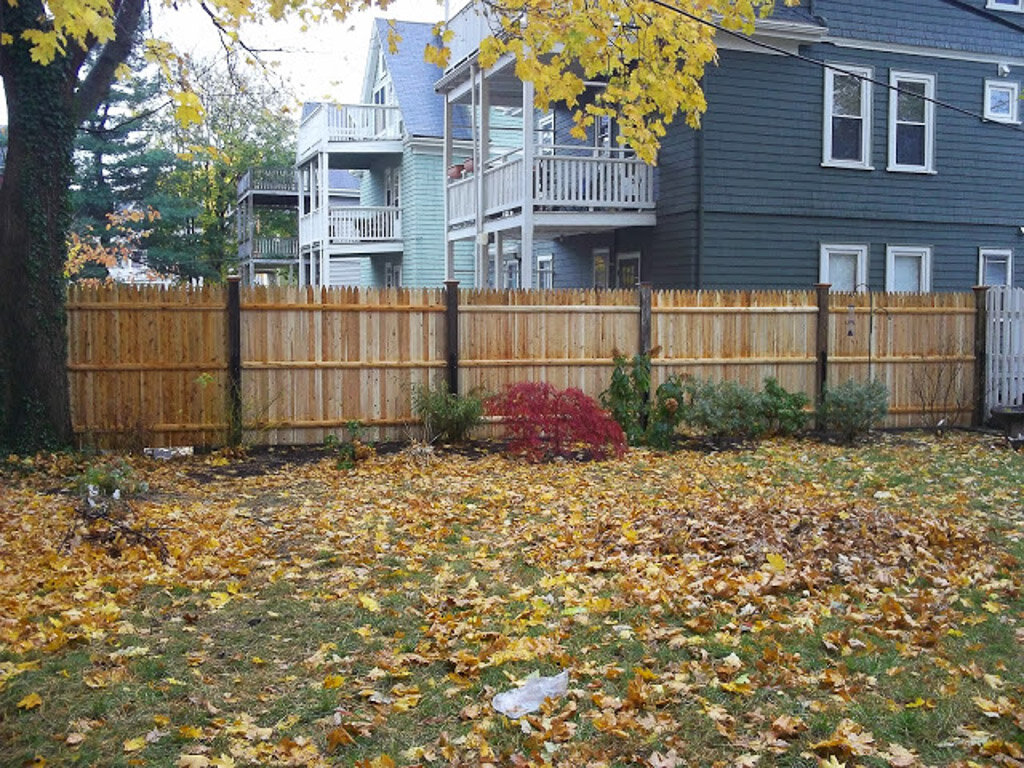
[0,3,78,450]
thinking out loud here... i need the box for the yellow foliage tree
[0,0,790,450]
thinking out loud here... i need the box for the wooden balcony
[237,168,298,198]
[448,146,656,233]
[299,207,402,255]
[297,104,403,164]
[239,237,299,262]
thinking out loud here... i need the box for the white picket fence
[986,286,1024,413]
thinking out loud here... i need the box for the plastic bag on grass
[491,670,569,718]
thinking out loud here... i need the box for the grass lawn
[0,432,1022,767]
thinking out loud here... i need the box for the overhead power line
[646,0,1024,135]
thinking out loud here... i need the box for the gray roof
[375,18,447,138]
[812,0,1024,59]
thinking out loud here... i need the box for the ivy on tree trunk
[0,0,143,451]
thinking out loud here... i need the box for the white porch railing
[448,176,476,225]
[298,103,403,156]
[447,145,655,223]
[328,207,401,244]
[446,1,496,70]
[484,154,524,217]
[533,147,654,208]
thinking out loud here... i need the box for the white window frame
[979,248,1013,286]
[823,65,874,170]
[984,80,1020,123]
[888,72,936,174]
[820,244,868,292]
[885,246,932,292]
[987,0,1024,11]
[537,112,555,156]
[537,253,554,289]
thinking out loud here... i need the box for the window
[988,0,1024,11]
[820,244,868,292]
[537,253,554,289]
[384,167,400,208]
[385,262,402,288]
[979,248,1013,286]
[984,80,1020,123]
[886,246,931,292]
[616,252,640,288]
[824,65,873,169]
[888,72,935,172]
[593,248,610,288]
[537,112,555,156]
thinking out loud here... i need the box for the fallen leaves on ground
[0,433,1021,766]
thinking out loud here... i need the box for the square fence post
[973,285,989,427]
[814,283,831,428]
[227,275,243,446]
[445,280,460,395]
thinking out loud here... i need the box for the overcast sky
[0,0,465,125]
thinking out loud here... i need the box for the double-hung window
[984,80,1020,123]
[888,72,935,173]
[886,246,931,292]
[537,253,554,289]
[820,244,868,292]
[824,65,873,169]
[979,248,1013,286]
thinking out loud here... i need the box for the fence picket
[66,286,981,447]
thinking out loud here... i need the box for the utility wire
[646,0,1024,135]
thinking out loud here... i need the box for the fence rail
[67,284,984,448]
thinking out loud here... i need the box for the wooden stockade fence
[67,283,986,448]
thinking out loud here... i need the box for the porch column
[495,230,504,289]
[297,165,307,287]
[520,79,535,289]
[443,86,455,280]
[318,152,329,286]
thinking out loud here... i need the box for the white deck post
[318,152,329,286]
[443,82,454,281]
[495,230,504,289]
[520,79,535,289]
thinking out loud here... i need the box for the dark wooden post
[639,283,652,358]
[227,275,243,446]
[445,280,460,395]
[973,285,989,427]
[814,283,831,426]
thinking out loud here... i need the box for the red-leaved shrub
[487,381,626,462]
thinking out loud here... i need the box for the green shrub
[75,458,147,498]
[684,379,767,440]
[325,421,372,469]
[411,383,484,444]
[817,378,889,442]
[646,374,689,450]
[600,353,651,445]
[758,377,811,436]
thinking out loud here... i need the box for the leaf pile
[0,434,1021,767]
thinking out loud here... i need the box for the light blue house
[440,0,1024,291]
[295,19,473,287]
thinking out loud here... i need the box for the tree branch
[74,0,146,123]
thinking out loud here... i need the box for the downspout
[695,82,707,290]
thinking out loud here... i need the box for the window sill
[886,166,938,175]
[983,116,1021,125]
[821,161,875,171]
